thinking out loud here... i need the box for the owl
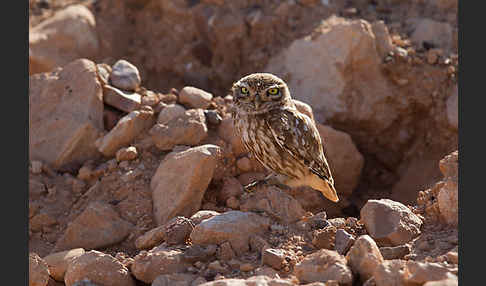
[231,73,339,203]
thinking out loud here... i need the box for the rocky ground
[29,0,458,285]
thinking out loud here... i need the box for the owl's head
[231,73,294,114]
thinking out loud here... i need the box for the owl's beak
[254,94,261,109]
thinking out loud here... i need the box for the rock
[102,85,141,113]
[157,104,186,125]
[131,246,190,284]
[29,59,104,171]
[236,157,252,172]
[239,263,255,272]
[372,259,408,286]
[31,161,43,174]
[135,225,166,250]
[30,253,50,286]
[218,242,236,261]
[208,260,229,274]
[218,115,246,157]
[410,18,453,50]
[109,59,141,91]
[29,5,99,74]
[379,245,410,260]
[262,248,286,270]
[141,90,160,107]
[71,279,102,286]
[204,110,222,126]
[406,261,457,284]
[150,109,208,151]
[346,235,384,282]
[294,249,353,285]
[96,63,111,85]
[293,99,315,122]
[43,248,85,281]
[371,21,394,58]
[360,199,422,246]
[240,186,306,223]
[29,179,47,200]
[30,212,57,232]
[226,196,240,209]
[249,235,270,253]
[316,124,364,197]
[264,16,395,130]
[116,146,138,161]
[164,216,194,246]
[64,250,135,286]
[182,244,217,263]
[152,273,197,286]
[190,210,220,225]
[312,225,337,250]
[335,229,355,255]
[219,177,244,203]
[54,202,133,252]
[446,86,458,130]
[135,216,194,249]
[96,107,154,156]
[179,86,213,109]
[423,279,458,286]
[103,108,123,131]
[437,151,458,226]
[198,276,293,286]
[190,211,271,256]
[151,145,221,225]
[445,251,458,264]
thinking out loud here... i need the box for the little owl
[231,73,339,203]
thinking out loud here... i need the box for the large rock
[29,253,50,286]
[43,248,85,281]
[198,276,294,286]
[294,249,353,285]
[316,124,364,197]
[54,202,133,252]
[264,16,395,129]
[157,104,186,125]
[178,86,213,109]
[64,251,135,286]
[150,109,208,151]
[437,151,458,226]
[95,107,154,157]
[410,18,453,51]
[190,211,271,255]
[152,273,197,286]
[360,199,422,246]
[372,259,409,286]
[406,261,457,284]
[151,145,221,225]
[240,186,306,223]
[109,59,141,91]
[29,5,99,74]
[446,85,458,130]
[217,115,246,157]
[29,59,104,171]
[131,246,190,284]
[346,235,384,282]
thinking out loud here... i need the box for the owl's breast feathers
[265,108,334,183]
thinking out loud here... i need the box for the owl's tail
[307,173,340,203]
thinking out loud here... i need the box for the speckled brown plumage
[231,73,339,203]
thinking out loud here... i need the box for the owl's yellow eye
[240,87,249,94]
[267,88,279,95]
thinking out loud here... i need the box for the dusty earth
[29,0,458,285]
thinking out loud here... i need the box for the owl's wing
[265,109,334,184]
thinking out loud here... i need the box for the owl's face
[231,73,293,114]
